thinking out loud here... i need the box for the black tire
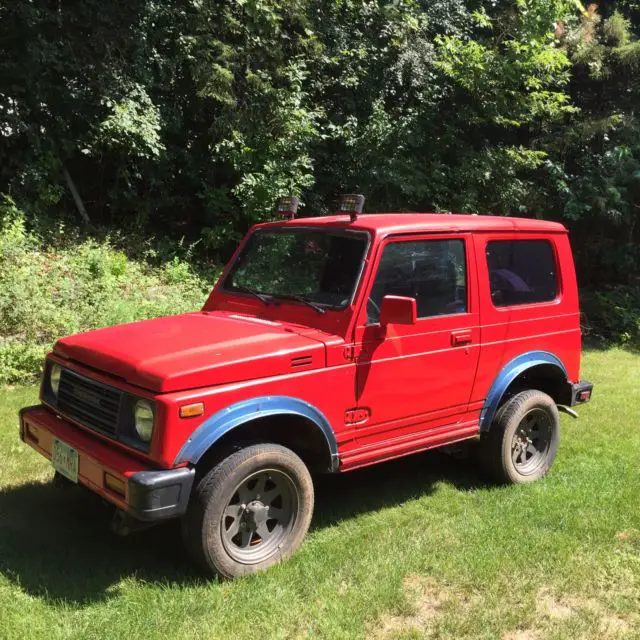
[181,443,314,578]
[479,390,560,484]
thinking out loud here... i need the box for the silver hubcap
[220,469,298,564]
[511,408,552,475]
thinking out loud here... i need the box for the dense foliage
[1,1,638,263]
[0,0,639,377]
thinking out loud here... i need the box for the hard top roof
[257,212,567,236]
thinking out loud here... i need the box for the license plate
[52,438,79,483]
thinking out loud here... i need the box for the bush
[581,286,640,347]
[0,203,214,385]
[0,343,49,386]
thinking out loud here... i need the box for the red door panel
[340,234,481,464]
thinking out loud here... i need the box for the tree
[0,0,638,287]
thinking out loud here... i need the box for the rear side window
[486,240,558,307]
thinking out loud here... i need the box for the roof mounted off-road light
[337,194,365,221]
[276,196,300,220]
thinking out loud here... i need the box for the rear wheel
[479,390,560,484]
[181,443,314,578]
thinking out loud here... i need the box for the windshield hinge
[343,344,357,362]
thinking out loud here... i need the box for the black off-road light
[337,194,365,221]
[276,196,300,220]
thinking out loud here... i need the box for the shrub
[0,342,49,386]
[0,204,214,385]
[581,286,640,347]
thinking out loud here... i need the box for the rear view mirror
[379,295,417,327]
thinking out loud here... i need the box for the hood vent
[290,354,314,369]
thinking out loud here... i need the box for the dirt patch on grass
[373,581,636,639]
[373,576,444,639]
[563,596,631,636]
[600,614,630,635]
[372,575,477,639]
[498,589,638,640]
[502,631,539,640]
[536,588,573,619]
[534,589,634,637]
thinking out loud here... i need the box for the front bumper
[19,405,194,522]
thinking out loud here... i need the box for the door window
[367,239,467,323]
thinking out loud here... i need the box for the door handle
[451,330,472,346]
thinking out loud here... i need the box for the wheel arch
[480,351,568,432]
[174,396,339,474]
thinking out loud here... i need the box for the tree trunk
[63,165,90,225]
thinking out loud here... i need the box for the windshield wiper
[272,293,326,314]
[234,286,273,305]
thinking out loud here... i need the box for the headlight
[50,364,62,397]
[134,399,154,442]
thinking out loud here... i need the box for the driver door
[342,234,481,462]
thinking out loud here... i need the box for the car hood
[53,312,327,392]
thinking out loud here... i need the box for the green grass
[0,349,639,639]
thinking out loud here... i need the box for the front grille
[57,369,122,436]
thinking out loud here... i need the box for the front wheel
[181,443,314,578]
[479,390,560,484]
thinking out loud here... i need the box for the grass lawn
[0,349,639,639]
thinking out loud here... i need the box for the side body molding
[480,351,567,431]
[174,396,339,471]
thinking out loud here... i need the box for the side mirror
[379,295,417,327]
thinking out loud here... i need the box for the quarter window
[367,239,467,323]
[486,240,558,307]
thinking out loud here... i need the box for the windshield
[223,228,369,309]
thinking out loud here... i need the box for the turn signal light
[180,402,205,419]
[25,424,39,444]
[104,473,126,497]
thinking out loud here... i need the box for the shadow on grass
[0,480,199,604]
[312,448,490,529]
[0,448,489,605]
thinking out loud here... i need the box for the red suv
[20,198,593,578]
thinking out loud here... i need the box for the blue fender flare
[174,395,339,471]
[479,351,567,431]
